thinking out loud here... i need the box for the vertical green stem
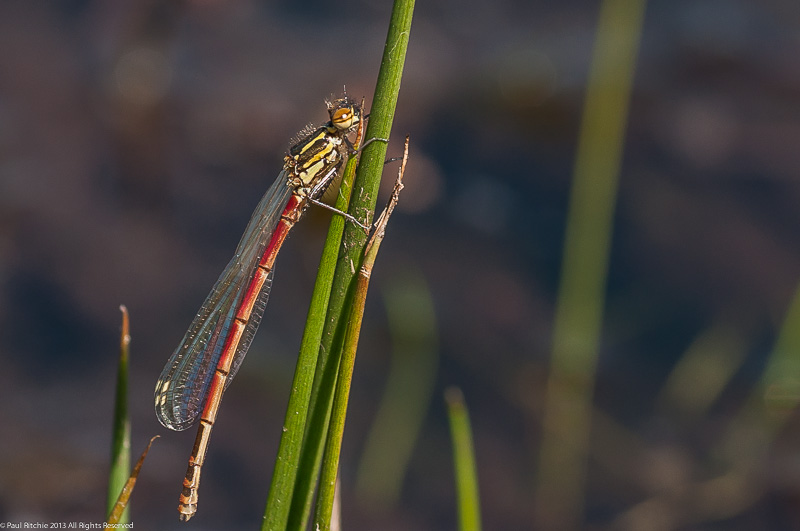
[262,107,364,531]
[534,0,646,528]
[446,388,482,531]
[284,1,414,529]
[313,137,407,531]
[107,305,131,522]
[312,262,370,531]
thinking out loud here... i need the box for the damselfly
[155,95,370,521]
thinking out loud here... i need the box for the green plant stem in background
[718,280,800,464]
[107,305,131,523]
[757,280,800,434]
[446,388,482,531]
[354,270,438,509]
[656,322,747,421]
[534,0,646,528]
[266,1,415,530]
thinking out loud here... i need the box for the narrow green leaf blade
[107,305,132,522]
[446,388,482,531]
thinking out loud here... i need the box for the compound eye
[332,106,357,130]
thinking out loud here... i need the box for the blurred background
[2,0,800,529]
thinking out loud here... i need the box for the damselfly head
[327,97,360,132]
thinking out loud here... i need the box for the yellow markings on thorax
[297,130,328,156]
[292,133,342,186]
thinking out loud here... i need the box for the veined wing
[155,172,294,431]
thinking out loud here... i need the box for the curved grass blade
[106,436,160,525]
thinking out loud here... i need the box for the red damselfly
[154,96,371,521]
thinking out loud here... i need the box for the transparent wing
[155,172,294,431]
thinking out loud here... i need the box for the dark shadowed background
[2,0,800,529]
